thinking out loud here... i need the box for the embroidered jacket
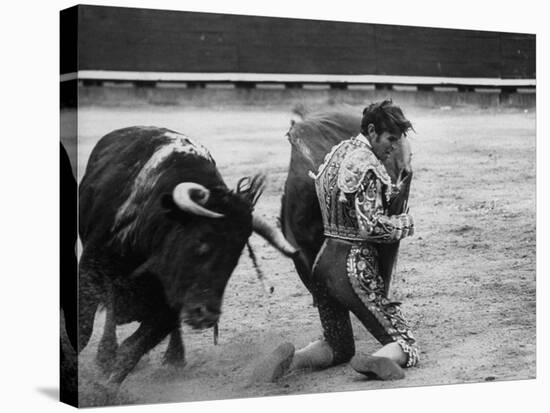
[312,134,414,243]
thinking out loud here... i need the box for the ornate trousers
[311,238,419,367]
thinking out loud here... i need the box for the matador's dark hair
[360,99,414,137]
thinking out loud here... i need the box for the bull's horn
[252,215,298,257]
[172,183,224,219]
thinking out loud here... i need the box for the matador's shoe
[351,355,405,380]
[248,342,295,384]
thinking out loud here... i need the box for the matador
[256,100,418,381]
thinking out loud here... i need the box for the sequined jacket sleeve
[355,170,414,243]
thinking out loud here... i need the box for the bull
[78,126,296,385]
[280,108,412,299]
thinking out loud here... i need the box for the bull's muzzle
[180,302,221,330]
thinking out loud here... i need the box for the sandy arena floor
[61,103,536,406]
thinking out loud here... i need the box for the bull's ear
[236,173,266,207]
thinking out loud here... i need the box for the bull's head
[152,174,295,330]
[384,136,413,186]
[383,137,413,215]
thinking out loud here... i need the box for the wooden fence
[60,5,535,91]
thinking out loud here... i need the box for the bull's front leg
[78,252,102,353]
[96,283,118,374]
[162,325,186,367]
[106,314,177,385]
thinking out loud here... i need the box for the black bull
[281,110,412,297]
[78,126,296,385]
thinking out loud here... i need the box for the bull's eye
[195,242,212,257]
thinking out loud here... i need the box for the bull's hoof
[163,336,186,367]
[351,355,405,380]
[249,342,295,384]
[162,353,187,368]
[95,352,115,375]
[86,380,121,407]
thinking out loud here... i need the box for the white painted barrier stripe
[60,73,77,82]
[60,71,536,87]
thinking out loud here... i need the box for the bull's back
[78,127,173,244]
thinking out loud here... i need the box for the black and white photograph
[59,2,539,408]
[3,1,547,412]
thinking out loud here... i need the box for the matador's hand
[378,213,414,241]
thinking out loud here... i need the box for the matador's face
[366,123,402,161]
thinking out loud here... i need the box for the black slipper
[351,355,405,380]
